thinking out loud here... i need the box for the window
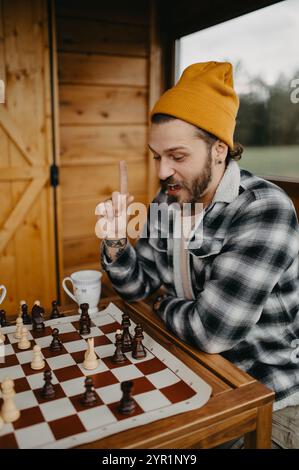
[177,0,299,181]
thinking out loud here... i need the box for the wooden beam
[0,166,47,181]
[0,175,48,253]
[0,106,38,165]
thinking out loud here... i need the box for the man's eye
[172,155,185,161]
[153,155,161,161]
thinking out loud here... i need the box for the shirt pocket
[188,237,224,258]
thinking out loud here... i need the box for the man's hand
[95,161,134,240]
[95,161,134,261]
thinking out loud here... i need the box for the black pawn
[121,313,132,352]
[0,309,10,327]
[79,308,91,335]
[132,324,146,359]
[21,303,31,325]
[112,331,126,364]
[41,370,56,399]
[49,328,63,352]
[50,300,62,319]
[118,381,135,415]
[80,303,91,327]
[80,377,98,406]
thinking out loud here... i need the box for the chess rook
[118,380,136,415]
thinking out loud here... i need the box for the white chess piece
[17,326,31,350]
[0,326,5,342]
[14,317,23,339]
[30,345,45,370]
[83,337,99,370]
[1,377,20,423]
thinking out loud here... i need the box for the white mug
[62,270,102,314]
[0,285,6,305]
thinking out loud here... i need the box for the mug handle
[0,285,6,304]
[62,277,77,303]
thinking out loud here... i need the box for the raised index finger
[119,160,128,195]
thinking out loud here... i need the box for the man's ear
[213,140,228,164]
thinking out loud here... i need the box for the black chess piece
[21,303,31,325]
[112,330,126,364]
[121,313,133,352]
[80,303,91,327]
[80,377,98,406]
[118,381,135,415]
[0,309,10,327]
[50,300,61,319]
[31,303,45,331]
[49,328,63,351]
[132,324,146,359]
[40,370,56,399]
[79,311,91,335]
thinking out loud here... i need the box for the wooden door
[0,0,59,316]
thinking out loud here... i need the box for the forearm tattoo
[104,238,127,260]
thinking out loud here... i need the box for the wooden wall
[0,0,57,316]
[55,0,153,279]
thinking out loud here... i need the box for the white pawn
[1,378,20,423]
[0,326,5,342]
[17,326,31,350]
[83,337,99,370]
[14,317,23,339]
[30,345,45,370]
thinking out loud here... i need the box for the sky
[179,0,299,93]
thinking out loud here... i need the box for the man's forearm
[103,238,127,262]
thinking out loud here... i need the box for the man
[95,62,299,448]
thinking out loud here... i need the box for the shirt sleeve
[101,227,162,302]
[155,194,299,354]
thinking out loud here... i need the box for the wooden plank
[0,106,37,165]
[244,402,273,449]
[63,236,100,268]
[0,175,48,253]
[56,0,149,26]
[60,125,147,166]
[56,17,148,57]
[0,166,47,181]
[58,53,147,87]
[61,193,148,239]
[60,162,147,200]
[147,0,163,202]
[59,85,147,125]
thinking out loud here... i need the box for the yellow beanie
[150,61,239,150]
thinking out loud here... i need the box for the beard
[160,147,212,206]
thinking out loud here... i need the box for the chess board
[0,303,211,449]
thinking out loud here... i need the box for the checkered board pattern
[0,302,211,449]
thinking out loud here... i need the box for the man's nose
[158,159,174,181]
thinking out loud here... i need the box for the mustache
[160,177,186,190]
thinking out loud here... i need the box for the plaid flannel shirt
[101,161,299,409]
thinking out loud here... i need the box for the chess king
[95,61,299,449]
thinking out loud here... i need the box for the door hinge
[50,164,59,187]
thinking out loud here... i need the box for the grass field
[239,145,299,180]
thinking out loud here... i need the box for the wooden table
[67,283,274,449]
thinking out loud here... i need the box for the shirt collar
[211,159,241,204]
